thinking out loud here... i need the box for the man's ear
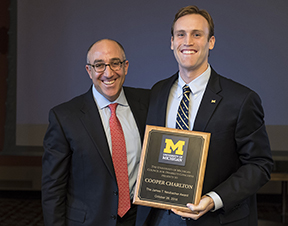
[124,60,129,75]
[171,36,174,50]
[85,65,93,79]
[209,36,216,50]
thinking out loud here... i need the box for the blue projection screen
[14,0,288,151]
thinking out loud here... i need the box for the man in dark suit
[136,6,273,226]
[42,39,150,226]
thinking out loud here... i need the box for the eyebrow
[92,57,122,64]
[175,29,204,34]
[192,29,204,34]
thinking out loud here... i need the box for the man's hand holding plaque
[171,195,215,220]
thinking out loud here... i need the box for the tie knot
[183,85,191,94]
[108,103,118,114]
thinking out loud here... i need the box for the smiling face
[171,14,215,83]
[85,39,128,102]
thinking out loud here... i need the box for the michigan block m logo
[163,139,185,155]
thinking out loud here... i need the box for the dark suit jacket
[42,86,150,226]
[136,68,273,226]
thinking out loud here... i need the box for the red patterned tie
[108,103,131,217]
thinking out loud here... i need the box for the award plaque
[133,125,210,212]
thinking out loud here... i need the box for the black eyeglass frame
[87,60,126,73]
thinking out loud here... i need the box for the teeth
[103,80,115,85]
[183,50,196,54]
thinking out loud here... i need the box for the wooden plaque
[133,125,210,212]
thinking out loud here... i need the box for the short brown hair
[171,5,214,40]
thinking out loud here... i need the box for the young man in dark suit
[42,39,150,226]
[136,6,273,226]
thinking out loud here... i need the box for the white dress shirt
[92,86,141,199]
[166,65,223,211]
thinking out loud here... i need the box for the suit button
[110,215,117,220]
[113,191,118,195]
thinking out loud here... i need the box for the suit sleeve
[213,91,273,212]
[42,108,71,226]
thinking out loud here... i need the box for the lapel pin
[211,100,216,104]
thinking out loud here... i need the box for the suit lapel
[193,68,222,131]
[79,88,115,179]
[124,87,146,141]
[157,73,178,126]
[155,70,222,131]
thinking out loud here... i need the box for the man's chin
[103,90,121,102]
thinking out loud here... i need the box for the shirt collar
[92,85,128,109]
[176,64,211,98]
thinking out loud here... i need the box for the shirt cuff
[206,191,223,212]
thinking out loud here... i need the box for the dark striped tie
[176,85,191,130]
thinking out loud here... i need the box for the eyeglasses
[87,60,126,73]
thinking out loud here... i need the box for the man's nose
[103,65,114,78]
[185,35,194,46]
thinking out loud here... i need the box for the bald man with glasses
[42,39,150,226]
